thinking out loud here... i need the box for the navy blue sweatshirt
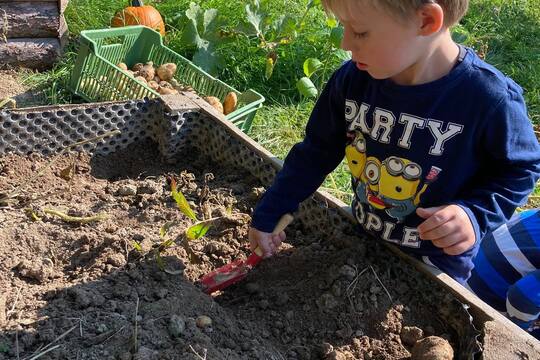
[252,47,540,283]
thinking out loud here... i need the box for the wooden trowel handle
[253,213,294,257]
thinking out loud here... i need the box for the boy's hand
[249,227,286,258]
[416,205,476,256]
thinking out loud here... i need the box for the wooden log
[0,38,61,70]
[0,0,69,13]
[0,3,60,38]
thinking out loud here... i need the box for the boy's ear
[417,3,445,35]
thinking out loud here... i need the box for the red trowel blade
[199,214,294,294]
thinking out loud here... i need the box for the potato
[138,61,155,82]
[132,63,144,72]
[159,81,174,90]
[223,92,238,115]
[134,76,147,84]
[204,96,224,114]
[157,63,177,82]
[158,87,178,95]
[411,336,453,360]
[148,80,160,91]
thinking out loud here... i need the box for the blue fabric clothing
[466,210,540,337]
[251,46,540,284]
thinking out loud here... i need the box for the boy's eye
[354,31,369,39]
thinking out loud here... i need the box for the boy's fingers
[258,238,273,258]
[271,233,283,248]
[417,206,450,234]
[443,241,471,256]
[419,222,455,240]
[416,206,443,219]
[431,236,459,249]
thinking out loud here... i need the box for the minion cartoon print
[343,99,462,247]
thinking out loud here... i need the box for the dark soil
[0,141,464,359]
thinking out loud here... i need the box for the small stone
[326,350,347,360]
[69,288,92,308]
[401,326,424,346]
[285,310,294,320]
[339,265,356,280]
[168,315,186,337]
[224,338,237,349]
[320,342,334,355]
[133,346,157,360]
[137,181,161,195]
[106,253,126,267]
[97,323,108,333]
[17,260,53,283]
[118,351,132,360]
[117,184,137,196]
[275,293,289,306]
[195,315,212,328]
[155,288,168,299]
[317,293,338,310]
[335,326,352,339]
[259,299,270,309]
[245,283,260,294]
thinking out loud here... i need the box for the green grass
[14,0,540,201]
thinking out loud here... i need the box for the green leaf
[186,222,211,240]
[330,25,344,49]
[334,49,352,61]
[303,58,322,78]
[171,179,198,221]
[185,2,203,28]
[246,3,262,36]
[133,241,142,252]
[265,54,277,80]
[203,8,218,33]
[326,17,338,28]
[159,221,176,238]
[155,252,165,270]
[451,24,470,44]
[193,46,223,75]
[273,15,296,38]
[297,77,318,98]
[307,0,321,9]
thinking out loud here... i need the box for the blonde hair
[322,0,469,26]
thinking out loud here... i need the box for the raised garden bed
[0,94,537,359]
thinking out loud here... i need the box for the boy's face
[334,1,427,81]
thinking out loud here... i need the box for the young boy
[466,209,540,339]
[249,0,540,284]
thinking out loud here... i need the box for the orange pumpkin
[111,0,165,36]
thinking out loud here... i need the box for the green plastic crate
[69,25,264,133]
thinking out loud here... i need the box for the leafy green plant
[172,2,226,75]
[296,21,350,98]
[151,177,229,271]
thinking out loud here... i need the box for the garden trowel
[200,213,294,294]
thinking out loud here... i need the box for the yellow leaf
[170,178,198,221]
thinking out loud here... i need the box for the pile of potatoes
[116,61,238,115]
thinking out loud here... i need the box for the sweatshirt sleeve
[454,85,540,242]
[250,68,349,232]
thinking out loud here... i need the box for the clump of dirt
[0,141,464,359]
